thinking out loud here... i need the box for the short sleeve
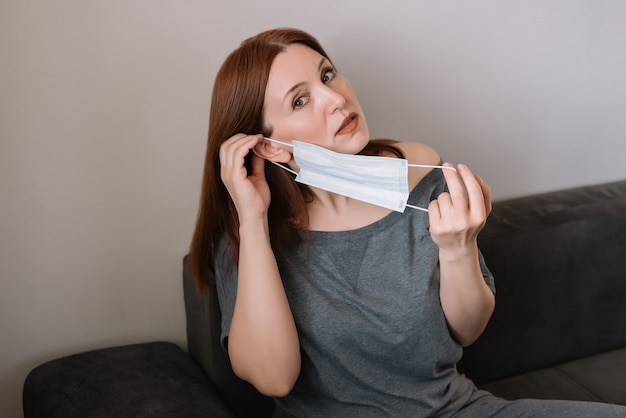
[214,238,239,351]
[478,249,496,294]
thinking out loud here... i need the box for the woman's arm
[437,243,495,347]
[219,134,301,396]
[230,218,301,396]
[428,163,495,347]
[398,142,493,345]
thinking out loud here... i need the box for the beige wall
[2,1,625,416]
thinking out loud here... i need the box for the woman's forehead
[267,45,326,95]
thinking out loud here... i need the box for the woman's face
[263,43,369,155]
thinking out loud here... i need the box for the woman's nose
[322,85,346,113]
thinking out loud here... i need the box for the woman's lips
[336,113,358,135]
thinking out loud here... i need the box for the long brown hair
[189,28,403,293]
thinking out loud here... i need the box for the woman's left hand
[428,163,492,256]
[430,163,494,346]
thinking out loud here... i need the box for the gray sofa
[23,180,626,417]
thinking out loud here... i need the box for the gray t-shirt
[215,168,495,417]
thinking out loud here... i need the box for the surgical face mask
[264,138,453,213]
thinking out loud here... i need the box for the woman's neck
[305,188,392,232]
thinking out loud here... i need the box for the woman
[189,28,626,417]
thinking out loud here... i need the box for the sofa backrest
[460,180,626,384]
[183,180,626,402]
[183,257,274,417]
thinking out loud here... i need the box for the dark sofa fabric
[183,257,274,417]
[459,179,626,405]
[22,180,626,417]
[478,347,626,404]
[22,342,233,417]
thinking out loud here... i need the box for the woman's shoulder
[394,141,440,164]
[393,141,442,189]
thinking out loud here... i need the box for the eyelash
[291,66,337,110]
[321,66,336,83]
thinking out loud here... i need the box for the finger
[221,134,261,169]
[220,134,246,168]
[428,199,442,226]
[219,137,256,189]
[441,163,467,208]
[250,151,266,178]
[429,192,455,235]
[475,174,492,216]
[457,164,486,219]
[232,134,262,159]
[220,133,251,156]
[435,191,453,215]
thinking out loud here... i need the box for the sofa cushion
[23,341,234,418]
[479,347,626,405]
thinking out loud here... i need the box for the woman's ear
[253,139,292,163]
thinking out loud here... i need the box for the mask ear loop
[268,159,298,175]
[263,137,299,175]
[264,137,293,147]
[405,204,430,212]
[408,164,457,171]
[405,164,457,212]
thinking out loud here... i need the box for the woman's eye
[292,95,309,110]
[322,68,336,83]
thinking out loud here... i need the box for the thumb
[250,152,266,178]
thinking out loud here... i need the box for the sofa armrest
[23,342,234,418]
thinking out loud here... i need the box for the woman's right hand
[219,133,271,222]
[221,134,302,396]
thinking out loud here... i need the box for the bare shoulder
[395,141,441,165]
[394,142,442,188]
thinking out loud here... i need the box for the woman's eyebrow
[318,57,327,71]
[284,81,306,102]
